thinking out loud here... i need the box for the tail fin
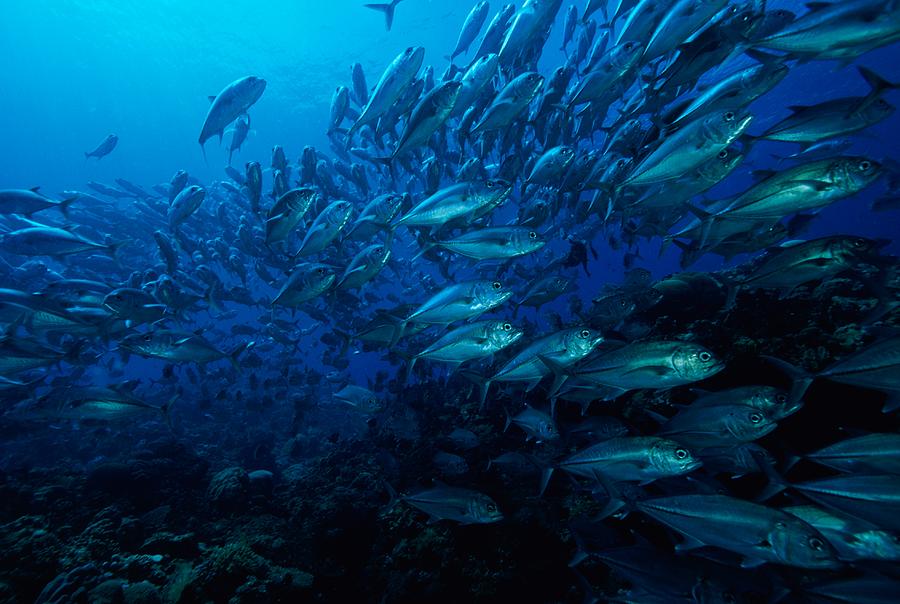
[57,196,77,218]
[227,340,254,370]
[105,239,129,260]
[160,391,180,432]
[381,480,400,515]
[853,66,899,116]
[761,355,814,409]
[537,354,572,399]
[364,0,402,31]
[460,370,492,409]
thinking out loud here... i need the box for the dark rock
[122,580,162,604]
[139,532,199,559]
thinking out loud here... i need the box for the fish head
[477,178,513,208]
[673,344,724,380]
[119,331,173,357]
[833,157,883,193]
[828,236,887,268]
[240,76,268,104]
[488,320,524,349]
[651,440,702,476]
[723,405,776,441]
[756,386,802,420]
[515,72,545,100]
[469,494,503,523]
[326,200,354,225]
[306,264,337,292]
[707,108,753,145]
[437,81,464,107]
[366,243,392,266]
[702,146,744,181]
[770,520,840,569]
[475,280,514,308]
[566,327,604,357]
[611,41,644,69]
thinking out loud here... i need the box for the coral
[206,467,249,512]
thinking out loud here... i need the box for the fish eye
[718,149,729,159]
[808,537,825,551]
[115,295,123,300]
[142,335,151,341]
[852,238,867,248]
[580,329,590,338]
[502,323,512,331]
[529,231,537,239]
[487,504,497,512]
[617,159,627,167]
[675,448,688,460]
[775,393,788,403]
[724,111,735,121]
[699,352,712,362]
[858,160,872,171]
[555,68,564,76]
[492,281,502,290]
[624,42,633,50]
[750,412,763,424]
[486,180,495,188]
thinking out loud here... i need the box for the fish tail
[381,480,400,515]
[58,196,78,218]
[228,340,255,370]
[760,355,814,410]
[160,390,180,433]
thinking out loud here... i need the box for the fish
[448,1,490,63]
[119,330,252,369]
[542,340,724,399]
[0,188,75,217]
[416,227,545,261]
[408,320,523,375]
[84,134,118,160]
[364,0,403,31]
[387,482,503,524]
[198,76,266,153]
[347,47,425,142]
[637,494,840,568]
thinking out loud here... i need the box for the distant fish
[84,134,118,160]
[198,76,266,156]
[364,0,403,31]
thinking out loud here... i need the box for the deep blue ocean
[1,1,899,602]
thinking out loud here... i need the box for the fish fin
[57,196,77,218]
[744,48,782,65]
[381,481,400,515]
[364,0,401,31]
[849,66,899,116]
[674,535,706,552]
[538,466,554,498]
[227,340,254,371]
[740,557,767,569]
[760,355,813,411]
[460,370,491,409]
[882,392,900,414]
[160,391,180,433]
[30,186,41,193]
[207,95,216,103]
